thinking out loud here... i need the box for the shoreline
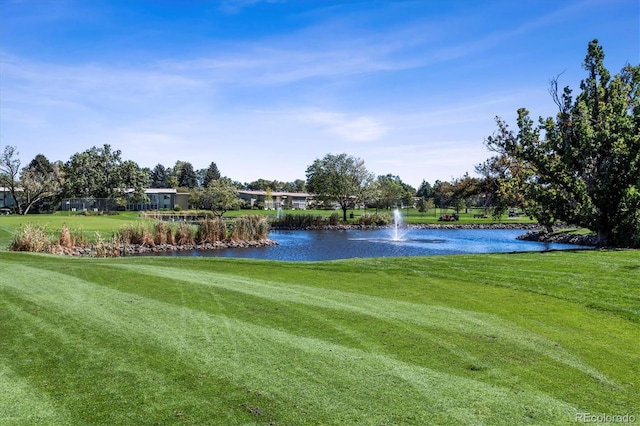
[31,223,599,257]
[272,222,542,231]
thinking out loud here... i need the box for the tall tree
[120,160,150,204]
[63,144,123,198]
[201,161,221,188]
[0,145,22,214]
[178,162,198,189]
[432,180,454,209]
[305,153,374,221]
[150,164,169,188]
[416,180,433,199]
[485,40,640,246]
[63,145,147,207]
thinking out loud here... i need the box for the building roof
[238,189,313,197]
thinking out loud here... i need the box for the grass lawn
[0,212,148,248]
[1,249,638,425]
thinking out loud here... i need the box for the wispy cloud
[297,110,388,142]
[218,0,285,15]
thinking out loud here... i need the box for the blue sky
[1,0,638,187]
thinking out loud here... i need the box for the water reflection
[147,228,590,261]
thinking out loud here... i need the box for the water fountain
[391,208,405,241]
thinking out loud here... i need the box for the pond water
[150,228,592,261]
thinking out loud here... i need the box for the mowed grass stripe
[28,256,623,392]
[110,262,618,386]
[1,262,578,425]
[0,364,74,426]
[1,280,257,425]
[7,254,638,415]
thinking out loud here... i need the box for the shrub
[58,224,74,248]
[273,213,325,228]
[153,221,168,245]
[196,218,226,243]
[230,215,270,241]
[10,223,52,253]
[166,226,175,245]
[328,212,341,226]
[93,232,122,257]
[117,223,154,246]
[56,224,89,248]
[359,213,391,226]
[175,222,194,245]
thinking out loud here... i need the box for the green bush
[359,213,391,226]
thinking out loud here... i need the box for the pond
[149,228,592,261]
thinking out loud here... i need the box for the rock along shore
[51,239,277,257]
[272,223,542,231]
[515,230,598,246]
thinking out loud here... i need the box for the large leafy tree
[305,153,374,221]
[486,40,639,246]
[370,174,415,209]
[63,145,147,205]
[20,155,63,214]
[64,144,123,198]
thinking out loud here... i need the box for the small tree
[203,178,242,217]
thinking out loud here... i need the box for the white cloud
[298,110,387,142]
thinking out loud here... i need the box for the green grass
[0,212,148,248]
[1,250,638,425]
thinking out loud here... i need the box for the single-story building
[237,190,313,210]
[61,189,189,212]
[125,188,189,211]
[61,198,118,212]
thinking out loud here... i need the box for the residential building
[125,188,189,211]
[237,190,312,210]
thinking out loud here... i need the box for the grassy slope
[1,250,638,425]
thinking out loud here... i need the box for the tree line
[1,40,638,246]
